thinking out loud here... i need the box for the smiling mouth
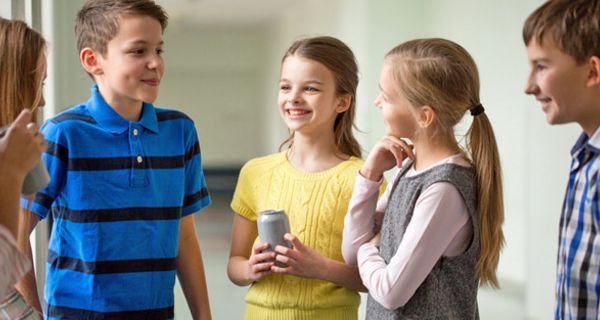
[142,79,160,86]
[287,109,311,116]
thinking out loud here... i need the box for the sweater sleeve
[356,182,472,309]
[0,225,31,299]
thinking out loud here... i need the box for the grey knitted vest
[366,160,480,320]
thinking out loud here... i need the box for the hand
[246,242,275,282]
[373,211,384,234]
[271,233,326,279]
[368,233,381,246]
[360,135,414,181]
[0,109,46,182]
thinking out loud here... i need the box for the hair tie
[470,104,485,116]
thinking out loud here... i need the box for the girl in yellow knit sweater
[227,36,368,320]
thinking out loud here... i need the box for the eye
[130,48,146,55]
[305,86,319,92]
[534,63,546,71]
[156,48,164,55]
[279,84,291,91]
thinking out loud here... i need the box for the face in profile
[525,38,591,126]
[374,61,418,139]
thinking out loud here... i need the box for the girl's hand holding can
[246,242,275,283]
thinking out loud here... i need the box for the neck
[412,134,461,171]
[287,132,348,173]
[97,83,143,122]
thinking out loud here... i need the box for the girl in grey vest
[342,38,504,320]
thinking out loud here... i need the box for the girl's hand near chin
[360,135,414,181]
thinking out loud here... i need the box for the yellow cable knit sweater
[231,151,364,320]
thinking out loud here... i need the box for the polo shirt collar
[86,84,159,134]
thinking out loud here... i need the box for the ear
[80,48,103,76]
[335,95,352,113]
[417,106,436,128]
[586,56,600,87]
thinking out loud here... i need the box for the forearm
[226,256,252,286]
[342,173,384,264]
[321,257,366,292]
[177,217,211,320]
[0,172,24,237]
[15,214,42,313]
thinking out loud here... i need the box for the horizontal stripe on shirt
[184,188,209,207]
[48,142,200,171]
[52,206,183,223]
[47,250,176,274]
[50,113,97,124]
[156,111,191,122]
[34,192,54,210]
[47,303,174,320]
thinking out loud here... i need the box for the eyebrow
[127,40,164,46]
[279,79,325,85]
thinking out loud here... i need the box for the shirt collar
[86,84,159,134]
[571,126,600,157]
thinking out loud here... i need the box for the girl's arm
[357,182,471,310]
[341,172,391,265]
[227,214,276,286]
[176,214,212,320]
[272,233,367,292]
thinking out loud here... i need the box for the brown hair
[0,18,46,127]
[523,0,600,64]
[385,38,504,288]
[279,36,361,158]
[75,0,168,56]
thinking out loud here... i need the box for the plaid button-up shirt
[556,127,600,319]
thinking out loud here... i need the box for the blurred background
[2,0,579,319]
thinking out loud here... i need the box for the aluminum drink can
[257,209,291,267]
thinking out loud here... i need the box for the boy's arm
[176,214,211,320]
[15,209,42,314]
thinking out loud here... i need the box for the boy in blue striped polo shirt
[523,0,600,319]
[17,0,212,319]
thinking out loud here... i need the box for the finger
[26,122,40,135]
[389,144,405,167]
[12,109,33,128]
[283,233,301,248]
[275,254,293,266]
[274,245,290,255]
[252,242,270,254]
[271,264,292,274]
[387,137,415,160]
[252,251,276,263]
[252,261,274,273]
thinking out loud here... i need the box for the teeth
[288,110,309,116]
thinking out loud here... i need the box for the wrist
[359,167,383,182]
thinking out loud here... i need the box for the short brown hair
[279,36,361,158]
[75,0,168,56]
[523,0,600,64]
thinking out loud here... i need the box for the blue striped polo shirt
[555,127,600,319]
[22,85,211,319]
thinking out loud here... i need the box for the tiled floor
[173,195,525,319]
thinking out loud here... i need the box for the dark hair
[523,0,600,63]
[75,0,168,56]
[279,36,361,158]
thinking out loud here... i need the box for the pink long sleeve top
[341,154,473,309]
[0,225,31,300]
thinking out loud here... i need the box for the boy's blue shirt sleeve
[21,120,68,220]
[182,122,211,216]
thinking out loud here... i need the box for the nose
[147,53,163,70]
[373,94,383,109]
[287,89,301,104]
[524,70,539,95]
